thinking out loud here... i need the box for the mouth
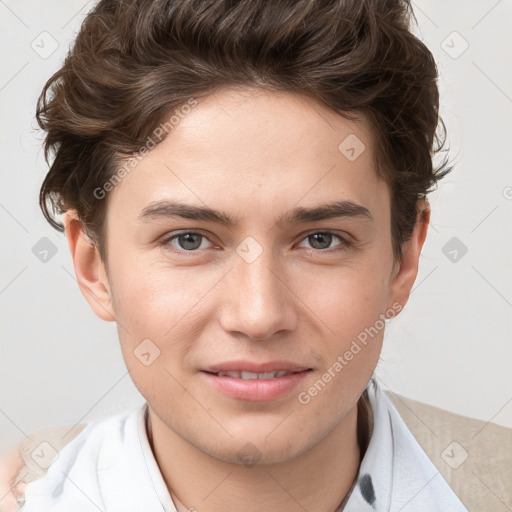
[200,361,312,401]
[204,370,307,380]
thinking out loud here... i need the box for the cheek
[109,262,198,405]
[295,271,386,412]
[110,255,208,332]
[298,260,391,337]
[109,258,224,378]
[292,260,390,394]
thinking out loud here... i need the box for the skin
[57,87,429,512]
[0,449,25,512]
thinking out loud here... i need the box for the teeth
[241,371,259,380]
[258,371,279,379]
[216,370,292,379]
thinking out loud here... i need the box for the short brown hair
[37,0,451,266]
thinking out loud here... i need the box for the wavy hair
[36,0,451,266]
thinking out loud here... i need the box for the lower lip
[201,371,310,402]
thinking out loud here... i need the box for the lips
[202,360,310,374]
[214,370,294,379]
[200,360,312,401]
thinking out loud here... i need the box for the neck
[146,402,366,512]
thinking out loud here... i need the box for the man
[1,0,469,510]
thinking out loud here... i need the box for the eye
[160,231,214,253]
[297,231,351,252]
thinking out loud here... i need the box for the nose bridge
[221,241,296,340]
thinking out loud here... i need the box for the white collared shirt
[20,379,468,511]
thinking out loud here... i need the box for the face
[72,87,421,465]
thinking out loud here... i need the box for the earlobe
[387,201,431,315]
[62,210,115,322]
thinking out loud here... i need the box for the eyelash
[159,230,352,256]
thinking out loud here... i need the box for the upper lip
[202,360,311,373]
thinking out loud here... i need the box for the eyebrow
[137,199,373,226]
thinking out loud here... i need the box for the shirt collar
[137,404,178,511]
[339,379,393,510]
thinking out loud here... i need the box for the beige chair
[1,396,511,511]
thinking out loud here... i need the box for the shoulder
[0,447,27,512]
[0,423,87,512]
[385,390,512,512]
[0,407,140,511]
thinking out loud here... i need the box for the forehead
[157,86,375,171]
[108,87,388,226]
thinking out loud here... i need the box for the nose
[219,249,298,341]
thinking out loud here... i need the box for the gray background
[1,0,511,456]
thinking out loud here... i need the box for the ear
[62,210,115,322]
[387,200,430,314]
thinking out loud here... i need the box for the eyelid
[300,228,353,242]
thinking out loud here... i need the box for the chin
[207,439,307,467]
[197,420,321,467]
